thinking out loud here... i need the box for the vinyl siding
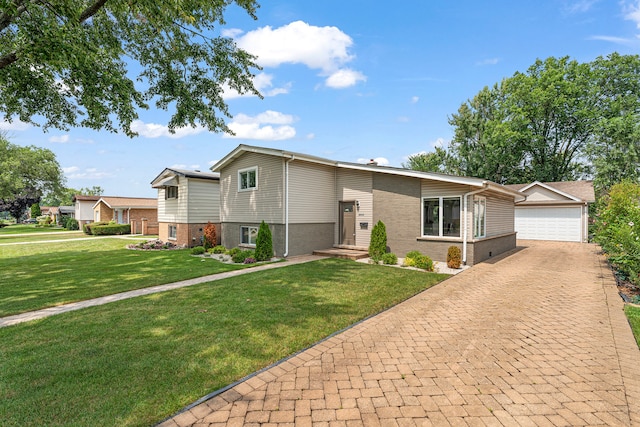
[336,169,372,247]
[186,179,220,223]
[421,181,472,198]
[288,161,336,223]
[485,193,515,237]
[157,178,188,223]
[220,152,284,223]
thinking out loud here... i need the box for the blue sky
[3,0,640,198]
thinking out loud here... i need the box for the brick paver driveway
[161,241,640,426]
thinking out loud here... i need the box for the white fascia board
[519,181,581,202]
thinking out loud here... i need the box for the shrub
[227,247,241,257]
[447,246,462,269]
[84,221,109,235]
[211,245,227,254]
[232,249,254,264]
[203,222,217,250]
[368,220,387,262]
[595,181,640,286]
[91,223,131,235]
[403,250,434,271]
[190,246,205,255]
[243,257,256,264]
[382,252,398,265]
[255,221,273,261]
[64,217,79,230]
[30,203,41,218]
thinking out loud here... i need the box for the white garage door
[515,207,582,242]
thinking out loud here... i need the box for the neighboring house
[505,181,595,242]
[73,195,101,227]
[93,196,158,235]
[57,206,75,224]
[151,168,221,247]
[211,144,525,265]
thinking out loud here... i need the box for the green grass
[0,259,449,427]
[625,305,640,348]
[0,238,247,316]
[0,231,86,243]
[0,224,68,234]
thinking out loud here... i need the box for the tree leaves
[0,0,261,136]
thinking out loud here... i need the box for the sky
[3,0,640,198]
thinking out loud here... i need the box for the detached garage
[506,181,595,242]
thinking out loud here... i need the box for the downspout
[462,184,489,265]
[283,156,295,257]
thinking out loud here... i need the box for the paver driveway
[161,241,640,427]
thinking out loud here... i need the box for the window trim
[168,224,177,240]
[421,195,462,239]
[165,186,178,199]
[238,167,258,192]
[240,225,259,246]
[473,196,487,239]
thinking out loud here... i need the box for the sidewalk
[0,254,325,328]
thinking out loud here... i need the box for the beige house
[73,195,101,227]
[506,181,595,242]
[151,168,220,247]
[211,144,525,265]
[93,196,158,235]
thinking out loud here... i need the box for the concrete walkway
[159,241,640,427]
[0,255,324,327]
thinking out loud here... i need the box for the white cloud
[235,20,366,89]
[476,58,500,66]
[223,73,290,99]
[221,28,244,38]
[224,110,297,141]
[397,116,410,123]
[625,1,640,28]
[49,134,70,143]
[357,157,390,166]
[170,164,200,170]
[130,120,207,139]
[0,119,30,131]
[411,96,420,104]
[63,166,113,180]
[325,69,367,88]
[589,35,634,44]
[564,0,599,14]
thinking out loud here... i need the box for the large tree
[419,54,640,190]
[0,135,65,220]
[42,185,104,206]
[0,0,261,136]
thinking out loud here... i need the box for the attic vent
[367,159,378,166]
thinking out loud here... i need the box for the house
[151,168,221,247]
[57,206,75,224]
[211,144,525,265]
[505,181,595,242]
[73,195,101,227]
[93,196,158,235]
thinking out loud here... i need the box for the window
[241,226,258,246]
[422,197,461,238]
[474,196,486,238]
[165,186,178,199]
[168,224,177,240]
[238,167,257,191]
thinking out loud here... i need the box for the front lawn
[0,238,247,316]
[625,305,640,347]
[0,231,85,244]
[0,259,449,427]
[0,224,67,234]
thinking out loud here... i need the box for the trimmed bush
[90,223,131,235]
[232,249,255,264]
[227,247,241,257]
[64,217,79,230]
[190,246,205,255]
[84,221,109,235]
[382,252,398,265]
[447,246,462,269]
[211,245,227,254]
[243,257,256,264]
[255,221,273,261]
[368,220,387,262]
[403,250,434,271]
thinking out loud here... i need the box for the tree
[402,147,451,173]
[0,135,65,220]
[0,1,261,136]
[42,185,104,206]
[446,56,596,184]
[587,53,640,195]
[30,203,41,218]
[368,220,387,262]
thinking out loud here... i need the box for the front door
[340,201,356,246]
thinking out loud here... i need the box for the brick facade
[159,222,221,247]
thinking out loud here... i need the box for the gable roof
[93,197,157,210]
[151,167,220,188]
[72,195,101,202]
[505,181,595,204]
[211,144,525,200]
